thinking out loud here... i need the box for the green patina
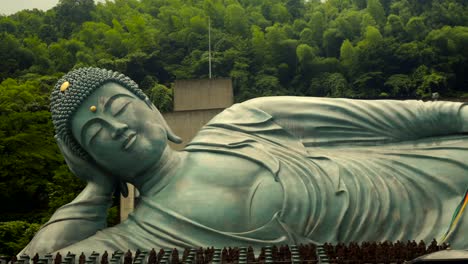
[50,67,148,161]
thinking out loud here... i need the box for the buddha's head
[50,67,181,181]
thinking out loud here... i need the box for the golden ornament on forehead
[90,105,97,112]
[60,81,70,92]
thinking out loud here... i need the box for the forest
[0,0,467,256]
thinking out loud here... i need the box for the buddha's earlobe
[167,129,183,144]
[120,181,129,198]
[160,112,183,144]
[145,98,183,144]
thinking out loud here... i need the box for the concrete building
[120,78,233,221]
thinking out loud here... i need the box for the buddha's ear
[119,181,129,198]
[166,127,183,144]
[145,98,183,144]
[160,113,183,144]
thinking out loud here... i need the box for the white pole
[208,17,212,79]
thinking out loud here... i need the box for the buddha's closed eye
[112,100,132,116]
[88,124,103,145]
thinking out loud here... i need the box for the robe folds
[185,98,468,248]
[20,97,468,255]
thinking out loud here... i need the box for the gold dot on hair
[60,81,70,92]
[90,105,97,112]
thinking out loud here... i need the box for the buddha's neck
[131,145,186,196]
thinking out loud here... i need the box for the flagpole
[208,17,212,79]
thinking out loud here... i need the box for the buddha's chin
[94,137,165,180]
[128,144,165,174]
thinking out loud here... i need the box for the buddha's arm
[243,96,467,145]
[18,183,112,256]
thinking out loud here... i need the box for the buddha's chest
[154,152,284,232]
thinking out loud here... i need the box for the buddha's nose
[110,122,129,139]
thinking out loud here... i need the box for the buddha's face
[71,82,167,180]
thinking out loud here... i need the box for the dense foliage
[0,0,466,256]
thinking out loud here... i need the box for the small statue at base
[20,67,468,255]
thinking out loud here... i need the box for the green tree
[286,0,305,19]
[251,26,270,68]
[384,14,404,38]
[333,10,362,41]
[366,0,386,28]
[418,71,448,98]
[0,33,35,81]
[426,0,467,28]
[54,0,96,38]
[360,13,378,33]
[225,4,249,36]
[323,28,345,57]
[0,221,40,256]
[327,0,353,12]
[203,0,225,26]
[307,11,326,44]
[270,3,291,23]
[384,74,413,97]
[351,0,367,9]
[312,72,353,97]
[254,74,283,96]
[406,16,427,40]
[297,43,316,71]
[339,39,356,74]
[311,56,340,75]
[353,71,385,98]
[390,0,412,23]
[0,17,18,34]
[357,25,383,53]
[149,83,173,112]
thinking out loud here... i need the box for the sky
[0,0,107,15]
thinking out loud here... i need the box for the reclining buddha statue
[19,67,468,255]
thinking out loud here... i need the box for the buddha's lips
[123,132,137,150]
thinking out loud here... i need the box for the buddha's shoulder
[206,100,273,126]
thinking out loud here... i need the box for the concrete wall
[120,78,233,221]
[174,79,233,111]
[164,109,225,150]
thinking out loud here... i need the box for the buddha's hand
[55,135,116,196]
